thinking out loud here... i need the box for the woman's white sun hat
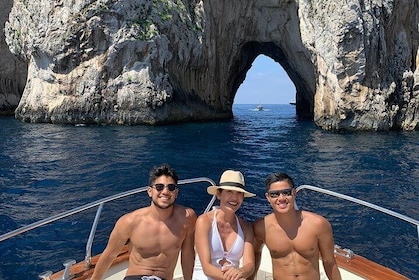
[207,170,256,198]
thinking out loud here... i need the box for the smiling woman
[235,55,296,105]
[192,170,256,280]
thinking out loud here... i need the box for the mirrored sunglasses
[268,188,293,198]
[153,183,178,192]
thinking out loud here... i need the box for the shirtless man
[91,164,197,280]
[252,172,341,280]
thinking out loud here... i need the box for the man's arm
[250,218,265,280]
[318,218,342,280]
[91,216,130,280]
[180,207,197,280]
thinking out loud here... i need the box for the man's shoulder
[252,215,268,242]
[114,207,150,231]
[129,206,150,215]
[173,203,193,211]
[173,204,197,218]
[258,212,274,221]
[120,207,149,220]
[302,210,330,225]
[301,210,324,218]
[253,213,272,228]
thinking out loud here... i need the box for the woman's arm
[223,219,255,280]
[195,212,226,280]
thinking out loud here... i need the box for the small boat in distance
[0,177,417,280]
[289,101,296,105]
[257,104,263,111]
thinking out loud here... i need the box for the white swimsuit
[192,207,244,280]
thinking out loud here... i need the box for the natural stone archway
[3,0,418,130]
[230,41,314,120]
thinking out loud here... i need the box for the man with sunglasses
[91,164,197,280]
[251,172,341,280]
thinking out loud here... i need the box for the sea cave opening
[234,55,296,106]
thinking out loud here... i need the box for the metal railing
[0,177,217,268]
[296,184,419,243]
[1,180,418,272]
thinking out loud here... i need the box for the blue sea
[0,104,418,280]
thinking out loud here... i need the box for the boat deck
[49,244,409,280]
[2,178,416,280]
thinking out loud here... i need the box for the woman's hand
[221,266,245,280]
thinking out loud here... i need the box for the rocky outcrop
[4,0,418,130]
[0,0,26,115]
[309,0,419,131]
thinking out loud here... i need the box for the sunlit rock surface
[3,0,418,130]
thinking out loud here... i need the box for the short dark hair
[149,163,178,186]
[265,172,294,192]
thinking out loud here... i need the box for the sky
[234,55,296,104]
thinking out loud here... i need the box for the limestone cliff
[3,0,418,130]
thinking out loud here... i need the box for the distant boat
[290,102,296,105]
[257,104,263,111]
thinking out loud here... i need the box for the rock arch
[3,0,418,130]
[231,41,314,120]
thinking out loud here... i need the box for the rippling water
[0,104,418,279]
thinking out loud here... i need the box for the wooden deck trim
[334,253,409,280]
[50,246,130,280]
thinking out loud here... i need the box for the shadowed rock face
[0,0,26,115]
[3,0,418,130]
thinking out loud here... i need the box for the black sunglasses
[152,183,178,192]
[268,188,293,198]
